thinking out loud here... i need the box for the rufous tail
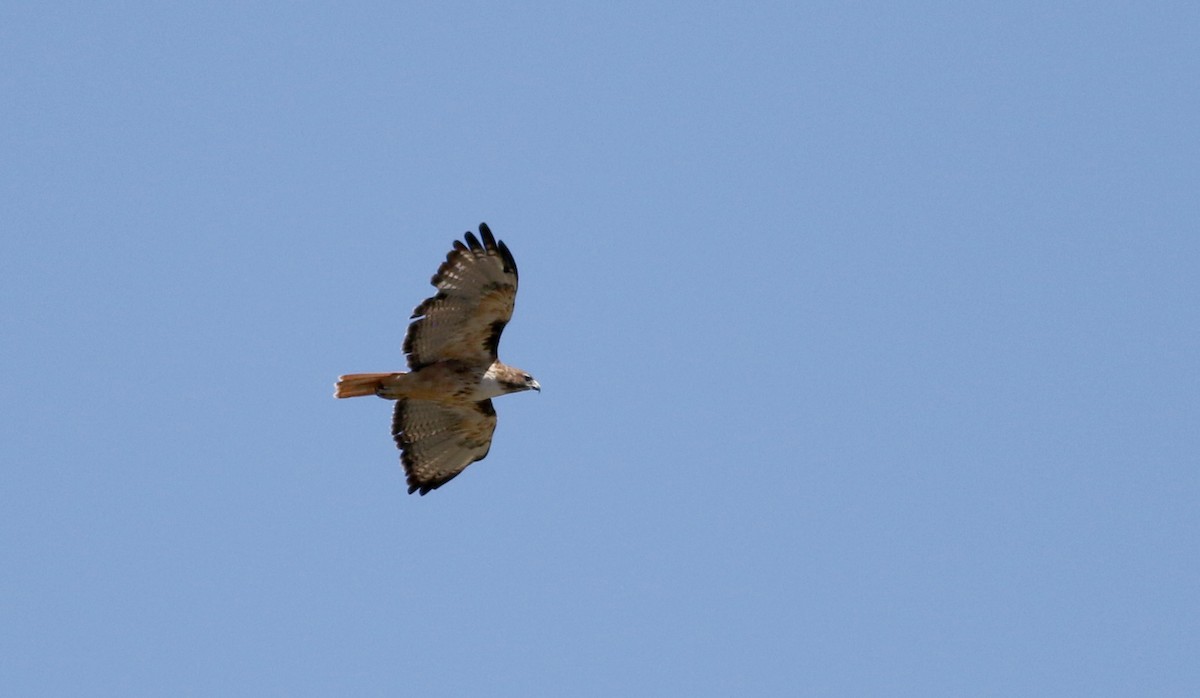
[334,373,401,398]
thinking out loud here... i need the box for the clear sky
[2,2,1197,696]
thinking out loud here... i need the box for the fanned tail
[334,373,401,398]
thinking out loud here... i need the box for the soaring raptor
[335,223,539,494]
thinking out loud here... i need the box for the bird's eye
[522,374,533,382]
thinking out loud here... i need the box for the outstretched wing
[392,398,498,495]
[403,223,519,370]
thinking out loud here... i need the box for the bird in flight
[335,223,539,495]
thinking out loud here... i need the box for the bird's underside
[335,223,538,495]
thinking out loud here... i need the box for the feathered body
[335,224,538,495]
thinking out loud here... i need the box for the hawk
[335,223,539,495]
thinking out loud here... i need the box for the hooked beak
[530,380,541,393]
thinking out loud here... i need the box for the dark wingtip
[407,478,438,496]
[463,231,482,252]
[497,239,518,279]
[474,222,516,278]
[479,222,496,249]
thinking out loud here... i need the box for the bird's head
[515,371,541,393]
[489,363,540,395]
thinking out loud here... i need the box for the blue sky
[2,2,1197,695]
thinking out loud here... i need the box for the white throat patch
[477,364,513,399]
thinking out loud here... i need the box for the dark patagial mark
[483,319,508,356]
